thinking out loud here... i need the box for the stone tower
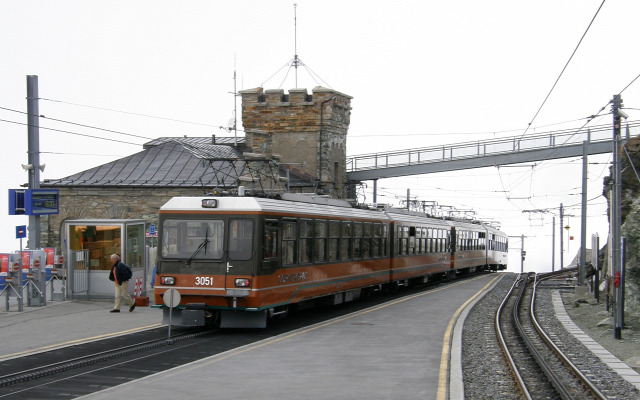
[239,86,352,198]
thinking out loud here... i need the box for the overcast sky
[1,0,638,273]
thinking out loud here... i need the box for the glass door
[125,223,145,269]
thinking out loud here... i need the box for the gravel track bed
[462,273,640,399]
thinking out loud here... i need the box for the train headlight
[235,278,251,287]
[201,199,218,208]
[160,276,175,285]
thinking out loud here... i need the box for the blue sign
[16,225,27,239]
[149,225,157,235]
[8,189,59,215]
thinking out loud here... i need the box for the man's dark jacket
[108,261,130,283]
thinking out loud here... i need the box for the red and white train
[153,193,508,328]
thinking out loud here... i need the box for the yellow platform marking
[436,274,502,400]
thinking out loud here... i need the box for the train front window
[229,219,254,261]
[162,219,224,259]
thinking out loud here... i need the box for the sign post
[163,288,181,342]
[16,225,26,311]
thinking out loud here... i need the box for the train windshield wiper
[186,227,209,266]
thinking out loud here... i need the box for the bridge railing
[347,121,638,172]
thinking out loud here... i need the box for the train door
[262,220,279,274]
[449,227,457,270]
[228,218,256,289]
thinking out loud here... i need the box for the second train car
[153,193,508,328]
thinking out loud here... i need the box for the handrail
[346,120,638,172]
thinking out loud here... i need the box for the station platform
[0,298,161,361]
[1,275,503,400]
[4,273,635,399]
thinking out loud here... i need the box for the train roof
[160,196,388,221]
[160,195,508,237]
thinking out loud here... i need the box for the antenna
[293,3,299,88]
[233,55,238,145]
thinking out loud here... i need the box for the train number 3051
[195,276,214,286]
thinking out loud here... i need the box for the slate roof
[42,137,249,188]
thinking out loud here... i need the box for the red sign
[21,252,30,271]
[0,254,8,274]
[43,248,56,265]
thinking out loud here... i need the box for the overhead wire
[0,106,153,140]
[519,0,607,139]
[0,118,142,146]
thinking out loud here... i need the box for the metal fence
[69,249,90,298]
[347,121,638,173]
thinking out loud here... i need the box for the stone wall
[240,86,352,198]
[41,187,206,250]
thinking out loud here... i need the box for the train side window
[328,220,340,262]
[341,221,352,260]
[362,223,372,259]
[229,219,254,261]
[372,223,381,257]
[382,225,389,257]
[299,219,313,264]
[434,229,439,253]
[282,220,297,265]
[408,226,416,255]
[398,226,408,255]
[314,220,327,262]
[446,229,451,253]
[263,221,278,260]
[353,222,363,259]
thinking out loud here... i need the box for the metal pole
[594,234,600,303]
[552,216,555,272]
[560,203,564,269]
[579,140,588,285]
[372,179,377,204]
[520,234,524,273]
[621,237,626,328]
[168,288,174,341]
[406,188,410,211]
[18,239,24,311]
[611,94,623,340]
[26,75,41,250]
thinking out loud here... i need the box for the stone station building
[37,86,353,297]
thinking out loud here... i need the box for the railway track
[0,327,211,389]
[496,270,608,400]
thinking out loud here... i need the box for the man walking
[108,254,136,313]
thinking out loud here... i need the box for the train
[153,193,508,328]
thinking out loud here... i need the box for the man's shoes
[110,309,120,313]
[129,303,136,312]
